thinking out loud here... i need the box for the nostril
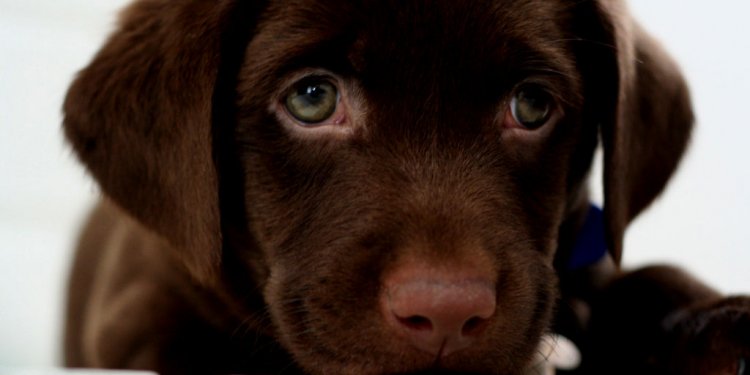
[398,315,433,332]
[461,316,488,336]
[382,272,497,356]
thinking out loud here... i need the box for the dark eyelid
[518,69,581,108]
[293,75,337,87]
[484,66,578,109]
[277,71,340,105]
[502,44,582,107]
[511,81,559,108]
[270,41,358,84]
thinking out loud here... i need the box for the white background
[1,0,748,368]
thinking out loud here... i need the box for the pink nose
[381,266,497,357]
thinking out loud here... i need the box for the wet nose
[381,265,496,357]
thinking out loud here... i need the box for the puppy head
[64,0,693,373]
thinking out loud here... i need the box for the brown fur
[62,1,747,374]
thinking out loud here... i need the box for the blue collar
[566,204,608,270]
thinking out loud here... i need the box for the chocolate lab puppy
[62,0,750,374]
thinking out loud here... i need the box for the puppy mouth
[422,372,483,375]
[266,236,557,375]
[272,271,554,375]
[421,341,459,374]
[424,356,483,375]
[398,333,577,375]
[276,306,543,375]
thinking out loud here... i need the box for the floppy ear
[576,1,694,264]
[63,0,261,284]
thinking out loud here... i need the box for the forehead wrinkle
[511,41,583,106]
[354,3,575,73]
[248,1,361,77]
[480,1,583,105]
[248,0,583,108]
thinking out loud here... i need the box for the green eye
[285,78,338,123]
[510,85,554,129]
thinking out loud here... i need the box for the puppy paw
[663,296,750,375]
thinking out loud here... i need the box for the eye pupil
[301,85,324,102]
[511,86,553,129]
[285,79,338,124]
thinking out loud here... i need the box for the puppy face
[64,0,693,373]
[234,1,591,373]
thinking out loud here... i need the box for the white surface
[1,0,748,368]
[612,1,750,292]
[0,0,131,366]
[0,368,154,375]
